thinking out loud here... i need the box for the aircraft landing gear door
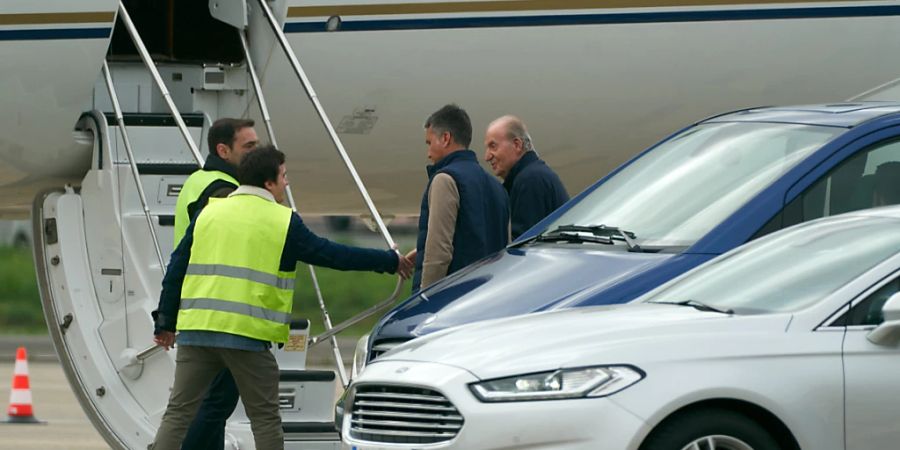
[841,273,900,450]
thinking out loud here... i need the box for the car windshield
[642,214,900,313]
[544,122,841,247]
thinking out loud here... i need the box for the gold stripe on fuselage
[288,0,870,17]
[0,12,116,26]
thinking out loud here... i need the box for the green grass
[0,241,414,337]
[293,266,412,337]
[0,246,45,334]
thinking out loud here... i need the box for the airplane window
[108,0,242,64]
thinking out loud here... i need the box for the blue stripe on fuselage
[284,4,900,32]
[0,27,111,41]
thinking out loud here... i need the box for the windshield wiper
[532,232,614,245]
[653,299,734,315]
[550,224,642,252]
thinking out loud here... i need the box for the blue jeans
[181,368,240,450]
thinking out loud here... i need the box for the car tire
[640,408,781,450]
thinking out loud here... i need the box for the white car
[341,206,900,450]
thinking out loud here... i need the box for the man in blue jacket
[408,104,509,292]
[484,115,569,239]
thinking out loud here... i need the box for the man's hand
[405,248,417,263]
[395,250,414,279]
[154,331,176,350]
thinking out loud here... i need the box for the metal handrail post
[240,30,349,386]
[255,0,395,249]
[101,62,168,274]
[116,1,204,166]
[103,62,167,364]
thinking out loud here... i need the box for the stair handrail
[116,1,205,166]
[251,1,410,355]
[101,61,168,275]
[240,30,353,386]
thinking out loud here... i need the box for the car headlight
[469,365,644,402]
[351,334,370,380]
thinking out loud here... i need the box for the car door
[839,270,900,449]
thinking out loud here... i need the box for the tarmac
[0,334,356,449]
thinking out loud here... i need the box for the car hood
[377,303,792,380]
[375,244,674,339]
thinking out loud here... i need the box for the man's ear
[441,131,453,147]
[216,143,230,159]
[513,137,525,154]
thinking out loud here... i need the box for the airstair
[33,1,404,448]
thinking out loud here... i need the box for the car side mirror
[867,292,900,346]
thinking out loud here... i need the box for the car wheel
[640,408,781,450]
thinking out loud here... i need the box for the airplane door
[840,272,900,449]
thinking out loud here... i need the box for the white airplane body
[4,1,900,215]
[3,0,900,448]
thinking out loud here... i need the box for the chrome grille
[350,385,464,444]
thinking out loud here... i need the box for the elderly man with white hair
[484,115,569,239]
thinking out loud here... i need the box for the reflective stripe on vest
[185,264,296,290]
[177,194,295,342]
[173,169,239,246]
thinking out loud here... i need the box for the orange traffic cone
[3,347,44,424]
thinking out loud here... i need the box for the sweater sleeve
[421,173,459,288]
[152,211,197,333]
[283,214,398,273]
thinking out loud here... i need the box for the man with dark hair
[484,115,569,239]
[151,145,412,450]
[165,117,258,450]
[174,118,258,244]
[407,104,509,291]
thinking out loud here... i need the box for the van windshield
[544,122,841,247]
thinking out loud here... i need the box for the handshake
[393,248,417,279]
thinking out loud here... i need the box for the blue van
[360,103,900,363]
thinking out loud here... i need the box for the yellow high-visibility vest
[177,194,295,343]
[173,170,239,246]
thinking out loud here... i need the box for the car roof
[706,102,900,127]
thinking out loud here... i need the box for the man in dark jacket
[484,115,569,239]
[169,118,258,450]
[407,104,509,292]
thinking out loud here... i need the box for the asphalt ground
[0,335,354,449]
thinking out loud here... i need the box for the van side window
[840,276,900,326]
[755,139,900,239]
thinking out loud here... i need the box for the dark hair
[424,104,472,148]
[208,118,255,154]
[237,144,284,188]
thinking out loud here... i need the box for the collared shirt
[153,185,398,350]
[504,151,569,239]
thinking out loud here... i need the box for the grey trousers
[150,345,283,450]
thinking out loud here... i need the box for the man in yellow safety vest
[166,117,258,450]
[150,145,413,449]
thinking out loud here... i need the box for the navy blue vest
[413,150,509,292]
